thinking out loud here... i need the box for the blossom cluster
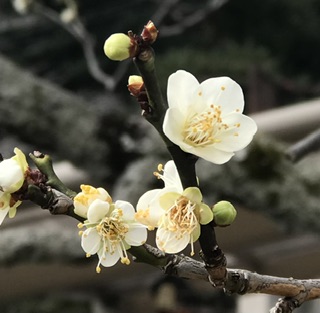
[72,70,257,271]
[0,69,257,273]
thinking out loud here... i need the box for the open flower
[135,160,183,228]
[163,70,257,164]
[0,148,28,224]
[136,160,213,255]
[77,190,147,273]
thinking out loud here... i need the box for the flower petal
[114,200,135,220]
[183,187,202,204]
[125,226,147,246]
[156,227,190,253]
[0,159,23,192]
[98,244,121,267]
[81,228,101,255]
[0,206,9,225]
[136,189,163,227]
[87,199,110,223]
[167,70,199,110]
[199,203,213,225]
[214,114,258,152]
[188,145,234,164]
[200,77,244,114]
[162,160,183,192]
[159,192,181,211]
[163,107,186,146]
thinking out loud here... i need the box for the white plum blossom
[73,184,112,218]
[163,70,257,164]
[136,160,213,255]
[0,148,28,224]
[76,189,147,273]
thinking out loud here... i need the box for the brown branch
[164,254,320,310]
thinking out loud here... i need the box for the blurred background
[0,0,320,312]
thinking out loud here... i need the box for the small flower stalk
[0,148,28,224]
[163,70,257,164]
[75,186,147,272]
[136,161,213,255]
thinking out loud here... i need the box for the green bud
[103,33,137,61]
[212,201,237,226]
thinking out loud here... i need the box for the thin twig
[32,2,116,91]
[286,128,320,162]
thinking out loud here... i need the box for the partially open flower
[78,196,147,273]
[136,160,213,255]
[0,148,28,224]
[103,33,138,61]
[74,184,112,219]
[163,70,257,164]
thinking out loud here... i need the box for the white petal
[190,145,235,164]
[200,77,244,114]
[98,243,120,267]
[136,189,163,227]
[214,114,257,152]
[0,159,23,191]
[74,202,88,219]
[114,200,135,220]
[0,207,9,225]
[162,160,183,191]
[163,107,186,146]
[125,226,147,246]
[87,199,110,223]
[81,228,101,255]
[156,227,190,253]
[167,70,199,110]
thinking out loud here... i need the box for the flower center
[97,211,129,244]
[165,196,198,236]
[183,105,227,147]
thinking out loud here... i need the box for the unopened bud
[103,33,138,61]
[141,20,158,44]
[128,75,144,97]
[212,201,237,226]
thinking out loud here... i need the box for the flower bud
[103,33,138,61]
[212,201,237,226]
[141,20,158,44]
[128,75,144,97]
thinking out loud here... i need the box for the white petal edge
[81,228,101,255]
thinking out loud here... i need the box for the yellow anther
[121,257,131,265]
[86,253,91,258]
[96,266,101,273]
[221,86,225,91]
[157,163,163,172]
[234,132,239,137]
[78,231,84,236]
[77,222,84,229]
